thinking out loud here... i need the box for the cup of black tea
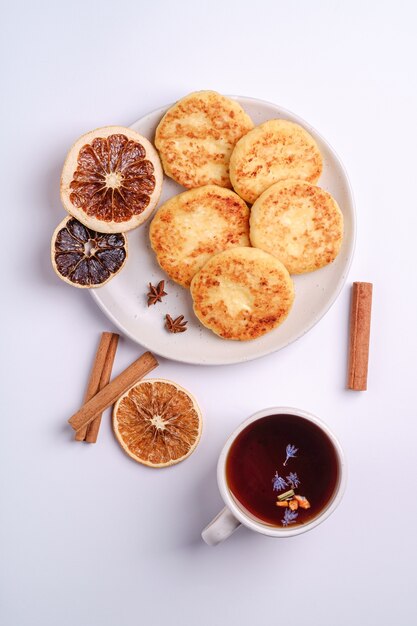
[202,407,346,545]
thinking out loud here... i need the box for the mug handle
[201,507,241,546]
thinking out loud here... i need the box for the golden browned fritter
[250,180,343,274]
[155,91,254,189]
[230,119,323,204]
[190,247,294,340]
[149,185,250,288]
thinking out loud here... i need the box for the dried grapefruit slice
[113,379,202,467]
[51,215,127,288]
[60,126,163,233]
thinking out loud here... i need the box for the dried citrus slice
[60,126,163,233]
[51,215,127,288]
[113,379,202,467]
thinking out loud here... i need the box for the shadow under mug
[202,406,347,546]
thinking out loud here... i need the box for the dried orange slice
[51,215,127,288]
[60,126,163,233]
[113,379,202,467]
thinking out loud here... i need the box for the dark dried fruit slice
[60,126,163,233]
[51,216,127,288]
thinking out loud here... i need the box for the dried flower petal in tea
[272,472,288,492]
[283,443,298,466]
[282,509,298,526]
[286,472,300,489]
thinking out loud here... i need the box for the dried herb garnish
[283,443,298,466]
[273,444,311,526]
[165,314,188,333]
[277,489,295,501]
[282,508,298,526]
[147,280,167,306]
[286,472,300,489]
[272,472,288,492]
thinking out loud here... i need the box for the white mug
[202,407,347,545]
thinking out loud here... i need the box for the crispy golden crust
[229,119,323,204]
[155,91,254,189]
[149,185,250,288]
[190,247,294,341]
[250,180,343,274]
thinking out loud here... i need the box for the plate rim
[90,96,356,366]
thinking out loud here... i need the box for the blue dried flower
[286,472,300,489]
[283,444,298,466]
[272,472,288,492]
[282,509,298,526]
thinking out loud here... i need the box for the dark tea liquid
[226,414,339,527]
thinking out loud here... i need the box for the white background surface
[1,1,416,625]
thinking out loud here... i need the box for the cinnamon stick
[75,332,114,441]
[85,333,119,443]
[347,282,373,390]
[68,351,158,432]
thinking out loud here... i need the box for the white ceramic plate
[91,96,356,365]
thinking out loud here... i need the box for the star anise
[147,280,167,306]
[165,314,188,333]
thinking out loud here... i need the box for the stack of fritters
[151,91,343,340]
